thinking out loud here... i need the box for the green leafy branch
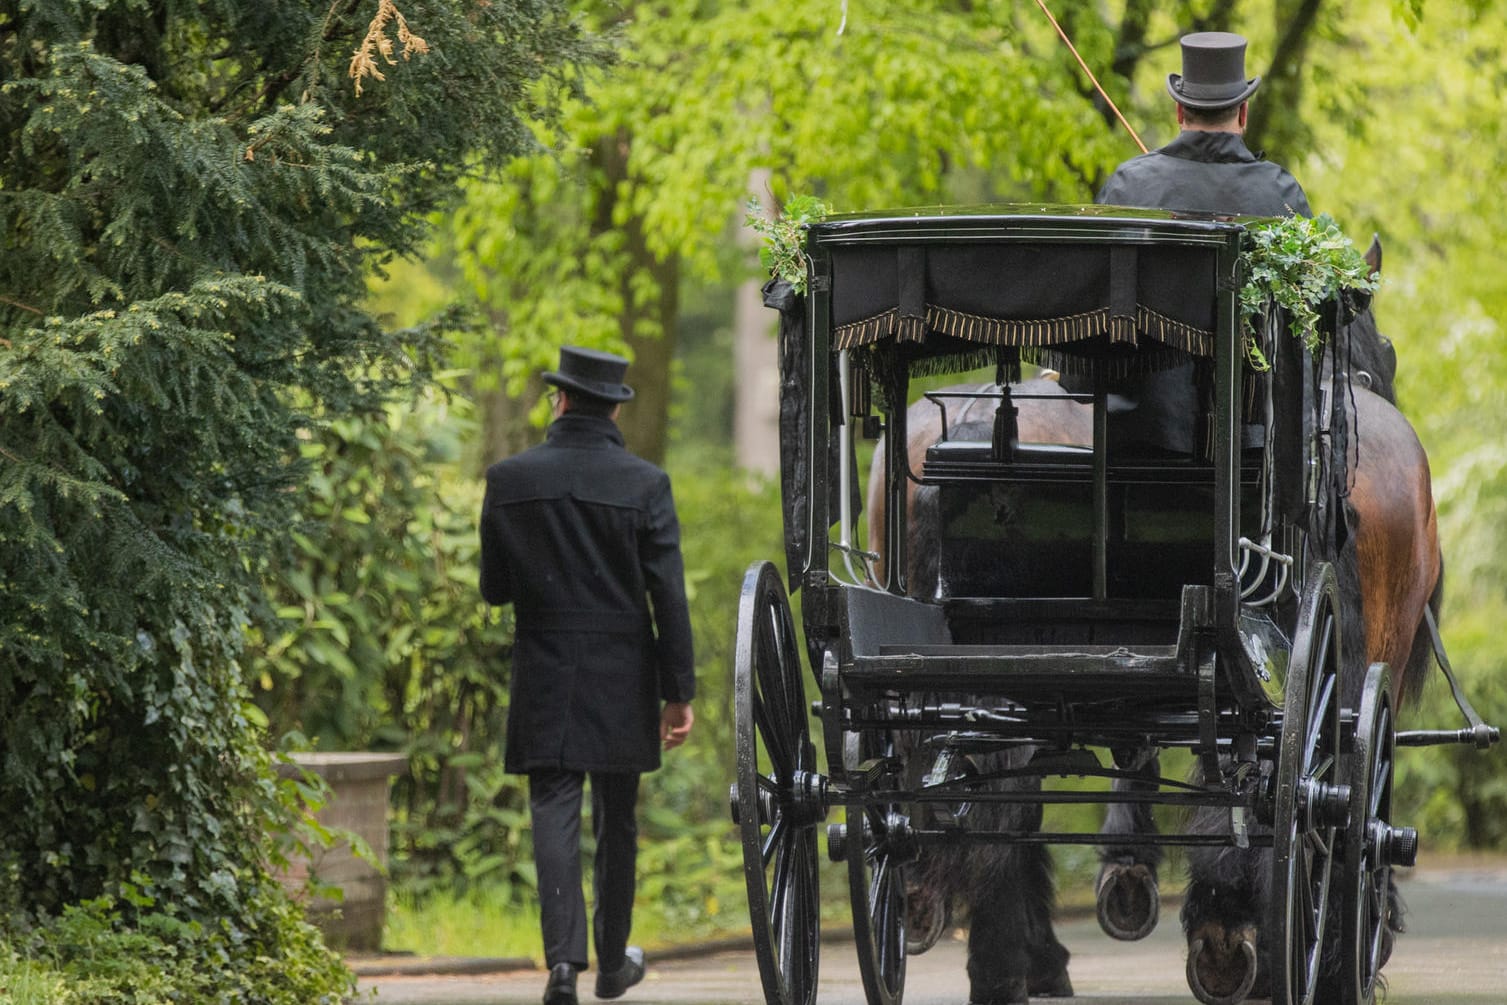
[1240,214,1379,370]
[745,194,831,294]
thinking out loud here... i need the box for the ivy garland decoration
[744,194,830,294]
[1239,213,1379,370]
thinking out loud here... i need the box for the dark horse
[864,252,1440,1004]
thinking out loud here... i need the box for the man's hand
[660,702,694,750]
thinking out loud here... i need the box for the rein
[1032,0,1148,154]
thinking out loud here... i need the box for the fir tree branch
[0,295,43,316]
[349,0,430,98]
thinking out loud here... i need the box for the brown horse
[864,376,1092,594]
[864,348,1440,1002]
[1348,384,1441,700]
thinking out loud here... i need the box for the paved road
[360,861,1507,1004]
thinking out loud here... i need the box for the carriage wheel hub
[1368,819,1418,868]
[785,770,831,827]
[1298,777,1351,830]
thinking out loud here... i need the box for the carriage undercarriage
[731,207,1496,1005]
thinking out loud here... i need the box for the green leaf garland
[745,195,831,294]
[1239,214,1379,370]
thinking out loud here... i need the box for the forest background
[3,0,1505,992]
[300,0,1507,957]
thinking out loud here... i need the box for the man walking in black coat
[479,346,696,1005]
[1090,31,1312,455]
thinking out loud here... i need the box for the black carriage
[729,206,1497,1005]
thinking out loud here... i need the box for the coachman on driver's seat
[1066,31,1311,457]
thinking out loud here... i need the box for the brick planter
[277,752,408,952]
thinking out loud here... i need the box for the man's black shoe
[594,946,645,999]
[544,962,579,1005]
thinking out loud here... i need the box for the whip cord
[1032,0,1148,154]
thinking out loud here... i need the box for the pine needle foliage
[0,0,603,980]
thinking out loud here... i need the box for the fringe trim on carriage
[832,303,1215,358]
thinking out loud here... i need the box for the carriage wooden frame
[730,206,1433,1005]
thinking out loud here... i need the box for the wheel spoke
[1304,823,1334,860]
[1303,674,1336,766]
[770,841,791,927]
[1297,846,1316,941]
[875,865,896,978]
[759,605,801,745]
[754,692,792,780]
[789,836,816,991]
[869,855,889,913]
[1312,751,1336,782]
[753,662,789,757]
[762,815,787,869]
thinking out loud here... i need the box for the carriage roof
[803,204,1251,377]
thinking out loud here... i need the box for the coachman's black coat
[1097,130,1310,218]
[479,413,695,775]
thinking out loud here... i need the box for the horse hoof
[1096,862,1159,941]
[967,976,1028,1005]
[904,883,947,955]
[1186,926,1259,1005]
[1027,968,1074,997]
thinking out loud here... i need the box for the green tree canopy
[0,0,600,973]
[438,0,1417,465]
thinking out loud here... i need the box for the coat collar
[1161,130,1263,165]
[545,412,626,448]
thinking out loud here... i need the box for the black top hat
[1166,32,1261,111]
[543,345,635,403]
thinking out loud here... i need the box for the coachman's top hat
[543,345,635,403]
[1167,31,1261,111]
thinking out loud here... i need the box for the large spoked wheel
[1269,568,1347,1005]
[1342,662,1412,1005]
[731,561,825,1005]
[846,735,908,1005]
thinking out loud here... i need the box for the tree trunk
[1245,0,1324,166]
[619,247,679,468]
[479,382,537,470]
[734,168,781,477]
[477,310,545,472]
[592,129,678,466]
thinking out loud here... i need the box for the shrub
[0,890,351,1005]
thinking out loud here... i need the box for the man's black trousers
[528,768,641,971]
